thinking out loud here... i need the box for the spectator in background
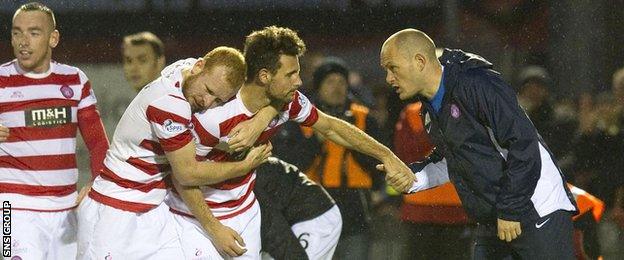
[598,185,624,259]
[121,31,165,92]
[347,70,376,108]
[572,92,624,208]
[0,2,109,259]
[611,67,624,128]
[302,58,386,260]
[515,66,557,151]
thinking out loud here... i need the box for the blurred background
[2,0,624,259]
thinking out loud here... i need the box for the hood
[439,48,493,72]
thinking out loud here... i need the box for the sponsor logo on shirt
[9,91,23,99]
[163,119,185,132]
[24,106,72,127]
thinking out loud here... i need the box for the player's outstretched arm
[310,110,415,192]
[166,142,272,186]
[171,176,247,257]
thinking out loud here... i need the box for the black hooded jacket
[420,49,578,224]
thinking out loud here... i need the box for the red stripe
[158,130,193,152]
[0,73,81,87]
[205,149,230,162]
[89,189,156,213]
[77,103,97,112]
[5,124,78,142]
[170,197,257,220]
[99,166,167,192]
[219,114,251,136]
[257,126,280,144]
[168,94,186,101]
[192,116,219,147]
[0,182,76,196]
[288,92,302,119]
[126,157,171,176]
[214,198,256,220]
[209,172,254,190]
[207,179,256,208]
[146,105,190,125]
[139,139,165,155]
[80,81,92,99]
[0,154,77,170]
[202,128,280,162]
[0,98,78,113]
[301,106,319,127]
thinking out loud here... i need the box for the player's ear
[258,68,272,85]
[414,53,426,72]
[49,29,59,48]
[191,58,205,75]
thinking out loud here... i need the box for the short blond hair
[14,2,56,29]
[202,46,247,89]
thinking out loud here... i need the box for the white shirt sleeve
[408,158,450,193]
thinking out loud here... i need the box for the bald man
[379,29,578,259]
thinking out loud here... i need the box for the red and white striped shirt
[166,90,319,220]
[90,59,195,213]
[0,60,108,211]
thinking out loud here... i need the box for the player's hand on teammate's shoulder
[206,223,247,257]
[376,157,416,193]
[244,143,272,169]
[0,124,9,142]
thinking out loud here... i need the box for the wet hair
[202,46,247,89]
[14,2,56,29]
[243,26,306,82]
[122,31,165,58]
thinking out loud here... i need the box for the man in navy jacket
[379,28,578,259]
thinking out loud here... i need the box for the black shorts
[473,210,574,260]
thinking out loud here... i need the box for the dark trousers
[473,210,574,260]
[405,223,474,260]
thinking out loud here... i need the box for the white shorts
[291,205,342,260]
[173,200,261,260]
[76,196,183,259]
[8,209,77,260]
